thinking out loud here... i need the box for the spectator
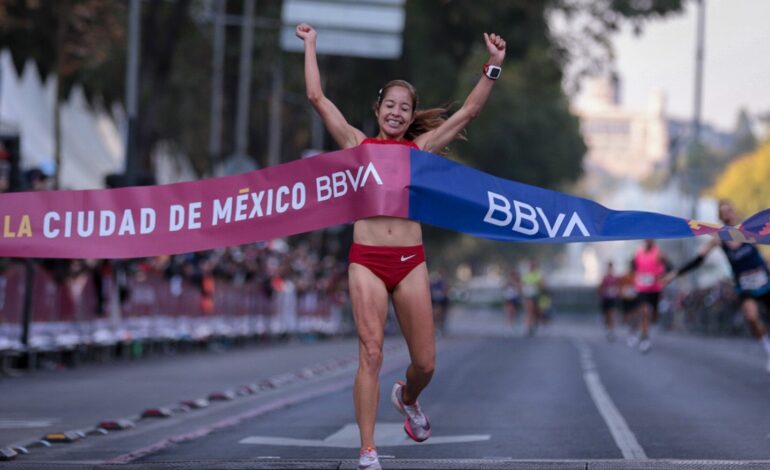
[25,167,52,191]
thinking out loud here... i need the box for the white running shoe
[390,381,431,442]
[626,335,639,348]
[358,447,381,470]
[638,338,652,354]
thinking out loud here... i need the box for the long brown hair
[374,80,463,142]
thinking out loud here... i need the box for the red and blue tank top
[360,137,420,150]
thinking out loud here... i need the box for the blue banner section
[408,150,695,243]
[737,209,770,244]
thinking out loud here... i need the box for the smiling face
[375,85,415,140]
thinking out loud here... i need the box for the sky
[608,0,770,132]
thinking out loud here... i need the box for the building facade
[575,76,670,181]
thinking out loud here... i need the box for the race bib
[636,274,656,287]
[604,286,620,298]
[738,268,770,291]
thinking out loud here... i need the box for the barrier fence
[0,260,349,372]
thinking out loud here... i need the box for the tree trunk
[52,4,65,190]
[136,0,192,180]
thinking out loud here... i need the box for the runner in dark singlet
[666,200,770,374]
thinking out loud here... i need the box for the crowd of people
[502,259,553,337]
[0,240,352,358]
[0,161,356,363]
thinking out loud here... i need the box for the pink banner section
[0,145,411,259]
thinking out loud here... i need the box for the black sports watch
[483,64,502,80]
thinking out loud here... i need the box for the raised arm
[663,237,720,284]
[296,24,365,149]
[414,33,506,153]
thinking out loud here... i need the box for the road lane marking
[239,423,490,448]
[0,419,58,429]
[104,343,425,464]
[574,340,647,459]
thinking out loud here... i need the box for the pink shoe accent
[403,416,431,442]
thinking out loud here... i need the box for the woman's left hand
[483,33,506,64]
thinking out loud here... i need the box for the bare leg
[524,298,537,334]
[640,303,651,338]
[626,303,639,332]
[349,263,389,450]
[608,306,617,332]
[507,303,518,328]
[741,298,767,338]
[392,263,435,405]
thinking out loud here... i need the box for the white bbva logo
[483,191,590,238]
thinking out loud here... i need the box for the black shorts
[621,299,637,314]
[739,289,770,310]
[636,292,661,322]
[600,298,619,313]
[636,291,660,308]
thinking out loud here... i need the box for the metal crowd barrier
[0,261,347,374]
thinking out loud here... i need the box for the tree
[0,0,207,180]
[549,0,686,93]
[0,0,125,187]
[2,0,686,189]
[452,45,586,187]
[711,140,770,217]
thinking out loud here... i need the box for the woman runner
[631,239,669,353]
[296,23,506,470]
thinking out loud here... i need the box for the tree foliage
[0,0,125,100]
[0,0,685,191]
[548,0,686,92]
[711,140,770,217]
[297,0,684,188]
[0,0,689,267]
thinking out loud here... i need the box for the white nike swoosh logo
[401,254,416,262]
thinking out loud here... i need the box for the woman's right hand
[483,32,506,65]
[295,23,317,43]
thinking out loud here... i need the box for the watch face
[488,67,501,79]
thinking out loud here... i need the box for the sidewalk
[0,337,403,449]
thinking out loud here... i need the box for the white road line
[575,340,647,459]
[239,423,490,448]
[0,419,58,429]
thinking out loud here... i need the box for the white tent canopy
[0,49,125,189]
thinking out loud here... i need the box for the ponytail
[405,107,448,141]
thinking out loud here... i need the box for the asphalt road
[2,308,770,469]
